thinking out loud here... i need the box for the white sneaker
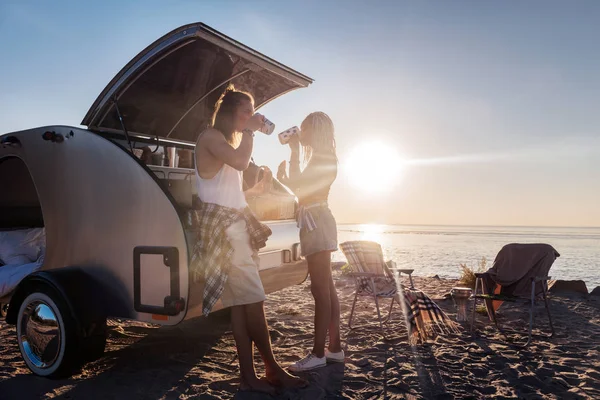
[325,349,345,363]
[289,353,326,372]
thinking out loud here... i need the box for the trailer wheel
[16,288,79,378]
[0,303,8,319]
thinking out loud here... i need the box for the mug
[257,115,276,135]
[278,126,300,145]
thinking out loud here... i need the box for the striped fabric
[341,240,459,342]
[340,241,397,296]
[401,286,460,343]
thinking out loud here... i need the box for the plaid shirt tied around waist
[186,202,272,316]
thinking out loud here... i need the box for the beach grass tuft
[459,257,487,289]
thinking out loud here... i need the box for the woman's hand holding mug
[244,113,265,133]
[288,132,300,153]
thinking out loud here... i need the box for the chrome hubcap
[19,300,61,369]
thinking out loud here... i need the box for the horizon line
[337,222,600,229]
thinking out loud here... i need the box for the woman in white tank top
[193,87,306,393]
[194,141,248,210]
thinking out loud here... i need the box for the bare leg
[327,268,342,353]
[244,301,306,389]
[307,251,334,358]
[231,305,275,395]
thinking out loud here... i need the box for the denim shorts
[299,205,338,257]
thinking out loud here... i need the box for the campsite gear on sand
[451,287,473,322]
[470,243,559,347]
[340,241,459,343]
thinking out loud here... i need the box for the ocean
[331,224,600,290]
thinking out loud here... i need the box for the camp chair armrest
[347,272,382,278]
[389,268,414,275]
[383,261,413,278]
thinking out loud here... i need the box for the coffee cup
[278,126,300,145]
[166,147,179,168]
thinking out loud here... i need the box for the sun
[343,141,404,194]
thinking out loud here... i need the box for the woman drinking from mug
[277,112,343,372]
[194,87,305,394]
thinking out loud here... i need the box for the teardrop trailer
[0,22,312,378]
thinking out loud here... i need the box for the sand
[1,271,599,399]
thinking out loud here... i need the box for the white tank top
[195,162,248,210]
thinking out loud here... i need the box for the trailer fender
[6,267,108,333]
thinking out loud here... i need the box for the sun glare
[343,141,404,194]
[359,224,386,242]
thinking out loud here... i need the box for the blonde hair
[300,112,337,164]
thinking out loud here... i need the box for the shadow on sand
[0,310,232,400]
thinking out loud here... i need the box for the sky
[1,0,599,227]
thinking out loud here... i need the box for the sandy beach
[1,268,599,399]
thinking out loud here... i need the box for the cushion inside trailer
[0,228,45,298]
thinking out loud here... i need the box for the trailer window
[0,157,44,229]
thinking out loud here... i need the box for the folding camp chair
[470,243,558,347]
[340,241,414,337]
